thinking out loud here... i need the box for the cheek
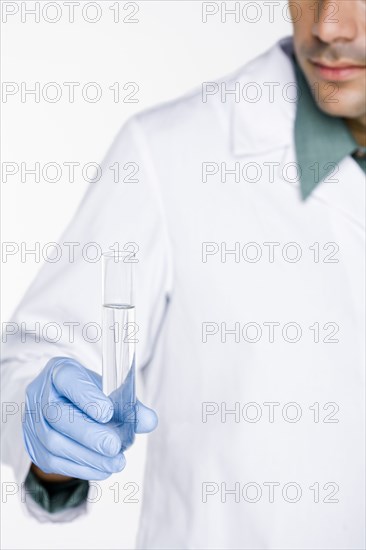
[291,1,314,34]
[292,26,316,62]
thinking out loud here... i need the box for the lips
[309,59,366,81]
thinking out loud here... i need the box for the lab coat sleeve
[0,114,173,520]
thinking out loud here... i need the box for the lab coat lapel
[231,38,296,158]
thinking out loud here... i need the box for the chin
[313,87,365,119]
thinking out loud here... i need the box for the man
[2,1,365,548]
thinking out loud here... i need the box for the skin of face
[290,0,366,145]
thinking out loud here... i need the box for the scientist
[2,1,365,548]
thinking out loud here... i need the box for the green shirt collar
[293,56,364,200]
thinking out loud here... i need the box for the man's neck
[344,116,366,148]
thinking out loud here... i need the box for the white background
[1,1,291,548]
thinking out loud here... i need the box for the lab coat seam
[129,115,175,298]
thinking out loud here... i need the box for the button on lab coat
[1,37,365,549]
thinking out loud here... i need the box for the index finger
[51,358,113,423]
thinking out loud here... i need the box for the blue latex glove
[23,357,158,480]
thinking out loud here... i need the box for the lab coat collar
[230,37,365,222]
[231,36,296,158]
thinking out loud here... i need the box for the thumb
[135,399,158,434]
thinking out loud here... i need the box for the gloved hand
[23,357,158,480]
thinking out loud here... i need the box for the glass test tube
[102,251,136,446]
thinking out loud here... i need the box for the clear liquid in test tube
[102,251,136,449]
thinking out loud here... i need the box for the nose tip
[312,1,358,44]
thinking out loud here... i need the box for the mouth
[309,58,366,81]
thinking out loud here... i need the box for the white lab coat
[1,37,365,549]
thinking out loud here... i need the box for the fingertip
[135,404,158,434]
[118,453,126,471]
[101,433,122,457]
[99,401,114,423]
[109,452,126,474]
